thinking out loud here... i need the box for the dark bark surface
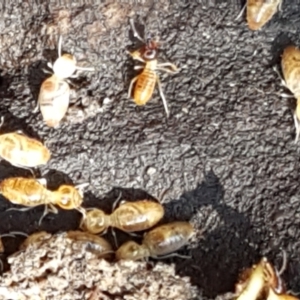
[0,0,299,298]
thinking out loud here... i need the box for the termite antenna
[130,19,145,43]
[1,231,28,238]
[112,191,123,212]
[278,249,287,275]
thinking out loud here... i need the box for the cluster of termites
[1,193,194,262]
[0,175,194,262]
[0,1,299,296]
[0,19,195,271]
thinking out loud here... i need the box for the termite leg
[75,66,95,72]
[134,65,144,70]
[75,182,89,197]
[278,0,283,12]
[38,204,58,226]
[42,68,53,75]
[128,76,139,98]
[0,116,4,128]
[273,66,287,88]
[58,35,62,58]
[152,253,192,260]
[235,3,246,21]
[6,206,33,213]
[156,76,170,118]
[293,113,300,143]
[47,62,54,71]
[157,67,178,73]
[112,191,123,212]
[111,228,119,248]
[76,206,86,220]
[157,62,178,72]
[127,232,142,238]
[33,102,40,113]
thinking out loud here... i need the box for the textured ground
[0,0,300,299]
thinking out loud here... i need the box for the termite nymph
[37,74,70,128]
[115,221,194,261]
[36,35,95,127]
[127,19,179,118]
[281,45,300,143]
[0,117,50,169]
[18,231,113,259]
[80,198,164,237]
[66,231,113,258]
[246,0,282,31]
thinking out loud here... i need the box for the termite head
[116,240,148,261]
[53,53,77,79]
[55,185,83,210]
[129,20,159,62]
[141,35,159,61]
[80,209,108,234]
[19,231,51,250]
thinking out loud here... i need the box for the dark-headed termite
[127,20,179,118]
[281,45,300,143]
[36,36,94,127]
[0,117,50,169]
[247,0,282,30]
[115,221,194,261]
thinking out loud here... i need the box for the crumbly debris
[0,231,199,300]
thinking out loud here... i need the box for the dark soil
[0,0,299,299]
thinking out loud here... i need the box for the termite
[80,199,164,244]
[236,252,298,300]
[246,0,282,30]
[281,45,300,143]
[36,36,94,127]
[19,231,113,259]
[127,20,179,118]
[66,231,113,258]
[0,117,50,169]
[0,177,88,224]
[115,221,194,261]
[19,231,52,250]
